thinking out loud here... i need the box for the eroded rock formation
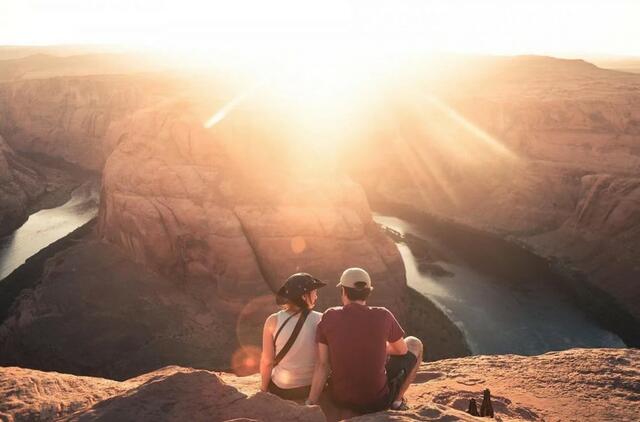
[2,348,638,421]
[0,71,407,317]
[0,134,84,236]
[355,56,640,325]
[0,240,241,379]
[0,134,42,235]
[0,75,170,170]
[0,226,467,380]
[0,73,467,380]
[97,99,406,316]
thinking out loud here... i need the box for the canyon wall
[97,99,406,315]
[0,75,170,170]
[355,57,640,323]
[0,134,84,236]
[0,134,43,235]
[0,239,245,379]
[4,56,635,381]
[0,80,416,379]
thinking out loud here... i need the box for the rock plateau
[1,348,638,421]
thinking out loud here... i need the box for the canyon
[352,56,640,327]
[0,52,638,420]
[0,64,445,380]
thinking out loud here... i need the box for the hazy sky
[2,0,640,56]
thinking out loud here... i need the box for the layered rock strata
[355,56,640,325]
[0,231,467,380]
[2,348,638,421]
[0,135,84,236]
[0,75,171,170]
[0,240,241,380]
[97,100,406,316]
[0,78,466,380]
[0,134,42,235]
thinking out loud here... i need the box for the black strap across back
[273,309,310,367]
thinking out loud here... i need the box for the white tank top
[271,310,321,389]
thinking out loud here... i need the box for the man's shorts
[331,351,418,414]
[385,352,418,406]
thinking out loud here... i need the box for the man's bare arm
[306,343,330,405]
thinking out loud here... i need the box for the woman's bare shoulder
[264,312,279,330]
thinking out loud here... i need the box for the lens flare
[290,236,306,254]
[234,294,274,375]
[231,345,261,376]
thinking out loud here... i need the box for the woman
[260,272,326,401]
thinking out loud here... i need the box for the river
[374,212,626,355]
[0,180,100,281]
[0,182,626,354]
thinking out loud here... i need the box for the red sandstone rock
[0,366,130,421]
[1,348,638,421]
[0,134,83,236]
[0,134,42,235]
[0,240,242,380]
[357,56,640,322]
[97,100,406,317]
[0,75,171,170]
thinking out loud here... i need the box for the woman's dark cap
[276,272,326,304]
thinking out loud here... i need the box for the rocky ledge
[1,348,638,421]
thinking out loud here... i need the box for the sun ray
[424,95,517,160]
[204,85,260,129]
[390,133,460,208]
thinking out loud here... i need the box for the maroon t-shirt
[316,303,405,408]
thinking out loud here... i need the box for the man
[306,267,423,413]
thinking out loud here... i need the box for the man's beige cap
[337,267,372,289]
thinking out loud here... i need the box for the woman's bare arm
[260,314,277,392]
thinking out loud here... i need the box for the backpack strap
[273,311,299,345]
[273,309,310,367]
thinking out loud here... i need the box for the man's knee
[405,336,423,359]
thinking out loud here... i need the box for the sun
[200,37,395,162]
